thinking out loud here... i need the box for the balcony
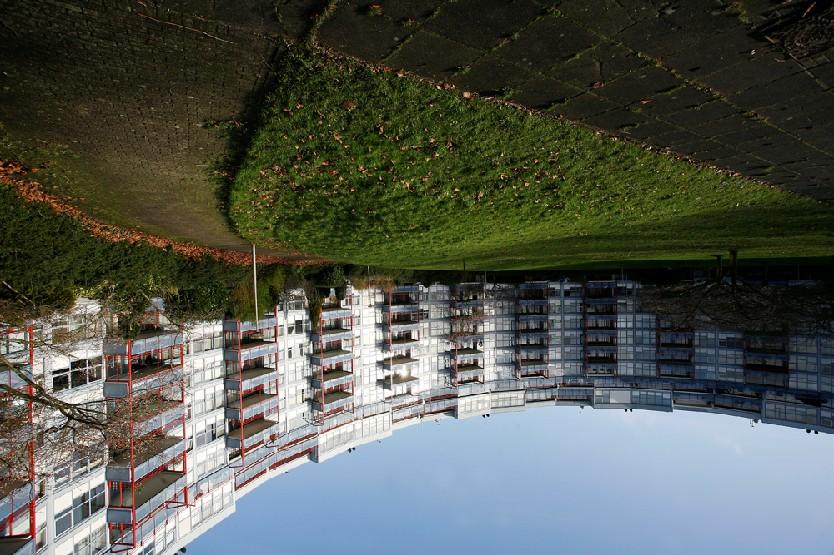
[745,338,787,354]
[586,332,617,347]
[311,390,353,413]
[104,329,182,356]
[382,302,419,313]
[381,355,419,370]
[586,362,617,375]
[556,387,594,402]
[745,368,789,388]
[0,482,32,525]
[222,317,276,334]
[389,334,418,345]
[517,298,549,308]
[224,366,277,392]
[393,403,423,423]
[517,329,549,339]
[382,374,419,391]
[272,437,318,469]
[107,471,186,526]
[584,301,617,313]
[0,538,34,555]
[456,363,484,383]
[320,305,352,321]
[451,297,485,309]
[449,327,483,342]
[309,348,353,366]
[104,362,183,398]
[517,312,548,322]
[226,393,279,421]
[107,436,185,483]
[518,359,548,376]
[450,308,486,321]
[226,418,281,450]
[586,350,617,363]
[224,338,278,362]
[517,343,548,353]
[234,448,276,489]
[659,331,693,348]
[425,397,457,415]
[311,370,354,390]
[385,318,420,331]
[135,403,185,436]
[744,360,789,373]
[658,361,694,378]
[0,364,31,389]
[271,423,319,450]
[309,326,352,342]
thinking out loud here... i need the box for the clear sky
[190,407,834,555]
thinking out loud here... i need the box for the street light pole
[252,244,259,329]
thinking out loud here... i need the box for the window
[52,357,102,392]
[36,521,47,550]
[54,454,105,489]
[56,507,72,536]
[73,525,106,555]
[70,484,105,529]
[189,333,223,354]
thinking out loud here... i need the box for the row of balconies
[225,418,281,451]
[311,390,353,413]
[107,471,187,528]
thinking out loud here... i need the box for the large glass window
[52,357,102,392]
[54,454,105,489]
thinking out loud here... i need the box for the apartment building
[1,279,832,554]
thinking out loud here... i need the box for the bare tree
[640,279,834,335]
[0,300,187,487]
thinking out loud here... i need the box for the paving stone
[729,71,825,109]
[425,0,542,50]
[691,113,764,138]
[548,93,619,119]
[593,65,681,104]
[385,30,483,81]
[583,107,647,131]
[621,119,679,141]
[556,1,636,36]
[450,55,534,95]
[637,85,716,117]
[318,3,406,62]
[665,100,739,128]
[498,16,598,68]
[705,60,801,96]
[378,0,445,23]
[509,77,583,109]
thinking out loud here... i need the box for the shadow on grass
[211,3,331,233]
[415,203,834,270]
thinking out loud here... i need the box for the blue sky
[190,407,834,555]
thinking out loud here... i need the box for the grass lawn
[229,50,834,270]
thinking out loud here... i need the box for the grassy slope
[230,51,834,270]
[0,185,249,318]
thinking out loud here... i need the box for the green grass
[229,50,834,270]
[0,185,251,322]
